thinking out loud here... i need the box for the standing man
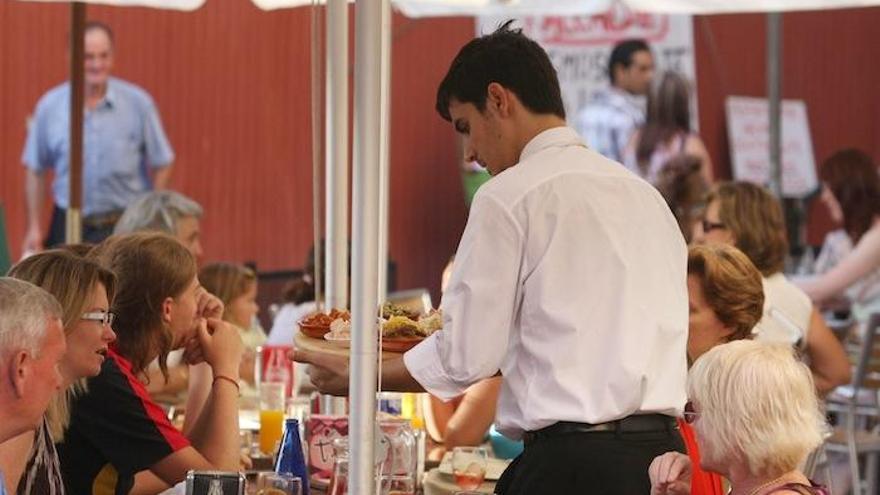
[296,23,688,493]
[0,278,67,494]
[22,21,174,251]
[574,39,654,163]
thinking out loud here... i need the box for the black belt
[83,209,124,229]
[522,414,676,447]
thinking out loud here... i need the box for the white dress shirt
[404,127,688,440]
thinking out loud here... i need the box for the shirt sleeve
[404,191,524,400]
[141,97,175,168]
[21,101,52,172]
[72,360,190,474]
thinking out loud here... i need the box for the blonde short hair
[689,340,826,477]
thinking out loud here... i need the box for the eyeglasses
[701,219,727,233]
[81,311,115,327]
[683,401,699,424]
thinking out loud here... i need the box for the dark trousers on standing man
[495,415,685,494]
[45,205,122,248]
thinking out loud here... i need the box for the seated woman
[199,262,265,391]
[57,232,244,495]
[798,149,880,325]
[0,250,116,494]
[649,340,828,495]
[695,181,851,395]
[622,71,713,185]
[682,243,765,495]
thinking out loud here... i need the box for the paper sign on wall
[725,96,818,198]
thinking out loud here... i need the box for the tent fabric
[17,0,880,14]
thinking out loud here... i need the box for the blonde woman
[0,250,116,494]
[695,182,850,395]
[650,341,828,495]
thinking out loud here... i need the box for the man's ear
[10,350,30,399]
[486,82,512,118]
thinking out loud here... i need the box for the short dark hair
[608,39,650,84]
[820,149,880,244]
[435,20,565,121]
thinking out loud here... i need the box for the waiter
[295,22,688,494]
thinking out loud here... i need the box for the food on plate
[417,309,443,334]
[381,302,420,320]
[328,317,351,339]
[382,315,421,338]
[299,308,350,338]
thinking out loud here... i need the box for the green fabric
[0,204,10,274]
[461,169,492,208]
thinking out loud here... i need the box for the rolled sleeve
[142,99,174,167]
[21,105,51,172]
[404,191,523,401]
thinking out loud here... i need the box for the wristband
[213,374,241,394]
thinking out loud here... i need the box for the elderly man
[22,21,174,251]
[114,190,204,262]
[0,278,66,494]
[574,39,655,163]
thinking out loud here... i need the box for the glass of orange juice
[259,381,286,455]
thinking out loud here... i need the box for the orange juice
[259,409,285,455]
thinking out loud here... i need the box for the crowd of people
[1,16,878,495]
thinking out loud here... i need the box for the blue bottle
[274,418,310,495]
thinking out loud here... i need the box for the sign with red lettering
[726,96,818,198]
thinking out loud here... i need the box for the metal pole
[311,1,325,312]
[350,0,382,492]
[326,0,349,311]
[767,13,783,198]
[377,0,391,300]
[67,2,86,244]
[325,0,350,417]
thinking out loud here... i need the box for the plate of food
[298,309,350,339]
[379,306,443,352]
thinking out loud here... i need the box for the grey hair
[0,278,63,357]
[114,190,203,236]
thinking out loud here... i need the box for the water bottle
[275,418,310,495]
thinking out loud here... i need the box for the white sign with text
[726,96,818,198]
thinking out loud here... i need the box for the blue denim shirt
[22,77,174,216]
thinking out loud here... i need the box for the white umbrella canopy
[20,0,205,10]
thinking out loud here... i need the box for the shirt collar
[519,126,585,162]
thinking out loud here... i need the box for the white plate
[437,451,510,481]
[323,333,351,348]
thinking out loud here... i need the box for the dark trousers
[45,206,118,248]
[495,422,685,494]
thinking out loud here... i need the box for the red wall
[2,2,879,299]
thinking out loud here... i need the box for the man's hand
[648,451,692,495]
[291,349,350,396]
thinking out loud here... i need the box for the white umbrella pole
[325,0,350,416]
[349,0,382,493]
[377,0,391,301]
[325,0,349,310]
[767,13,783,198]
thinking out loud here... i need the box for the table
[423,468,496,495]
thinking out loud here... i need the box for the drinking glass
[254,472,302,495]
[328,457,349,495]
[451,446,488,491]
[259,382,286,455]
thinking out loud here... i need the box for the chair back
[849,313,880,395]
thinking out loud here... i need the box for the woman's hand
[194,318,244,379]
[649,451,692,495]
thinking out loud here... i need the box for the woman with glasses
[56,232,244,495]
[0,249,117,494]
[694,181,850,395]
[681,243,765,495]
[650,340,828,495]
